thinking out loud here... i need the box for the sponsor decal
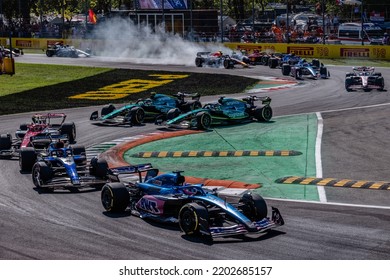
[15,40,32,48]
[69,74,188,100]
[372,47,386,59]
[287,46,314,56]
[47,40,64,47]
[137,197,160,214]
[340,48,369,58]
[315,46,330,57]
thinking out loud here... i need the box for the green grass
[0,64,110,97]
[0,63,258,115]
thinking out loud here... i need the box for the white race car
[345,66,385,92]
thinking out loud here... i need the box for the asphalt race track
[0,54,389,259]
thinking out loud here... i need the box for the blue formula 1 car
[31,141,109,192]
[163,95,272,130]
[90,92,201,126]
[281,58,330,79]
[100,163,284,240]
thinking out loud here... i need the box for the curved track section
[0,55,389,259]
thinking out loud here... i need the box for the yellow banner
[225,42,390,60]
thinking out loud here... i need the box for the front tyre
[32,161,53,188]
[101,183,130,212]
[179,203,208,236]
[129,107,145,125]
[239,193,268,221]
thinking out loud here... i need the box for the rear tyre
[269,58,278,68]
[101,183,130,212]
[60,122,76,143]
[195,57,203,67]
[72,144,86,165]
[179,203,208,235]
[254,106,273,122]
[19,147,37,172]
[196,112,212,130]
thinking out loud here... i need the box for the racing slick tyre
[345,78,353,92]
[129,107,145,125]
[0,133,12,150]
[239,193,268,221]
[268,58,278,68]
[373,72,382,77]
[311,59,320,68]
[101,104,116,116]
[223,58,234,69]
[167,108,181,120]
[179,203,209,236]
[320,67,329,78]
[46,50,54,57]
[254,106,273,122]
[101,183,130,212]
[19,147,37,172]
[196,112,212,130]
[19,123,28,130]
[376,77,385,91]
[281,64,291,76]
[195,57,203,67]
[60,122,76,143]
[89,157,109,179]
[72,144,86,165]
[294,68,302,80]
[261,56,269,66]
[32,161,53,189]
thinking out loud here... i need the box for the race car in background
[31,141,109,192]
[164,95,272,130]
[0,113,76,166]
[281,58,330,79]
[345,66,385,92]
[45,42,91,58]
[90,92,202,126]
[195,51,249,69]
[100,163,284,240]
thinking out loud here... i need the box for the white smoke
[90,17,232,66]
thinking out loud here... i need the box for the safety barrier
[1,37,390,60]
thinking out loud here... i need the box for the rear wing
[175,92,200,101]
[108,163,158,183]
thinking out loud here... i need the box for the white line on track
[315,112,327,203]
[266,197,390,210]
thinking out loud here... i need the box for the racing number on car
[69,74,189,100]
